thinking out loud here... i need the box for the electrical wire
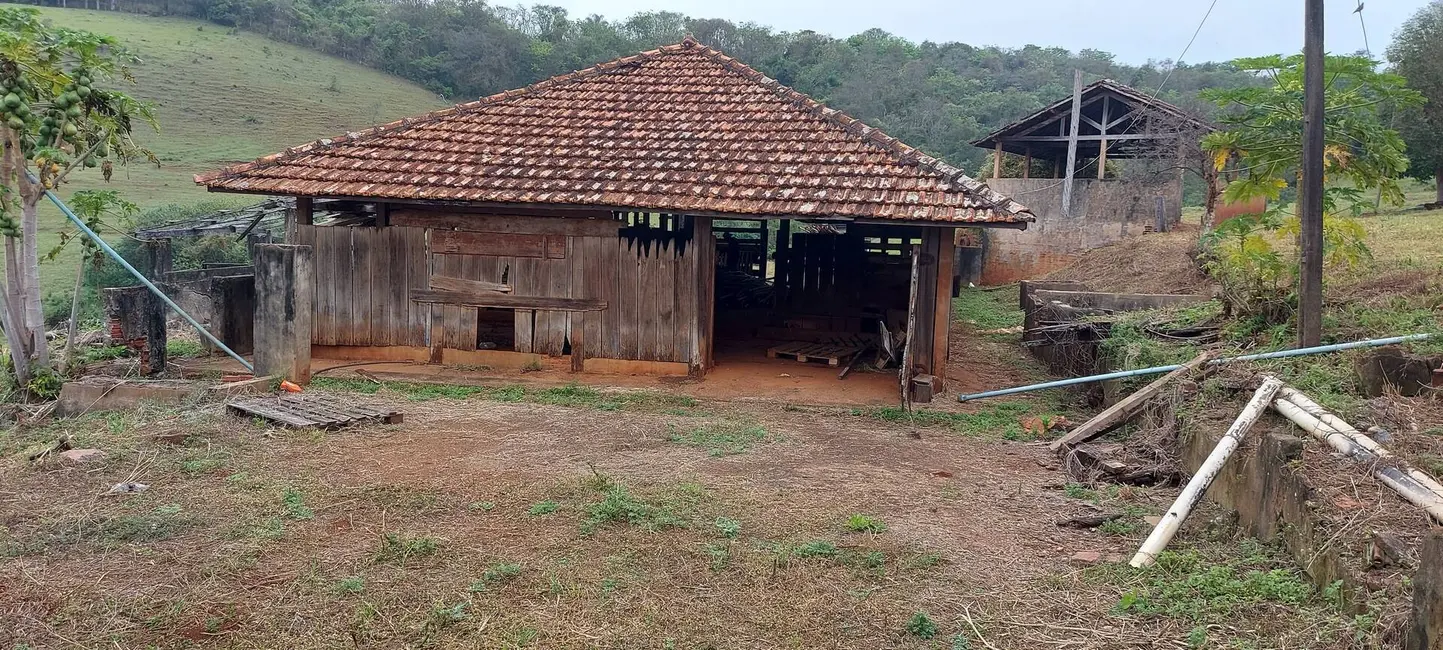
[1154,0,1221,96]
[1356,0,1371,55]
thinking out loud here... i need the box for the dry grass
[1042,223,1217,296]
[0,383,1391,649]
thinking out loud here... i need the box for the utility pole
[1298,0,1325,347]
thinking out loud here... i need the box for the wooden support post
[376,201,391,227]
[1022,147,1031,179]
[1409,532,1443,650]
[295,196,314,226]
[143,239,172,376]
[253,244,314,384]
[1154,195,1167,233]
[992,142,1003,179]
[1061,70,1083,217]
[774,219,790,302]
[570,312,585,372]
[930,228,955,393]
[1098,96,1110,180]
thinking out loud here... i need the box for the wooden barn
[196,37,1034,400]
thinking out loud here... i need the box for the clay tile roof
[196,37,1033,225]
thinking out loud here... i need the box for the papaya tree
[0,7,153,389]
[1198,54,1421,322]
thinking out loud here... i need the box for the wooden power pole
[1061,69,1083,217]
[1298,0,1325,347]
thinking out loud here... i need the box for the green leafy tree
[0,7,153,388]
[1199,54,1421,321]
[1388,1,1443,203]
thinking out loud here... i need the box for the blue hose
[36,175,255,372]
[956,333,1435,402]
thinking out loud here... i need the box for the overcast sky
[531,0,1432,64]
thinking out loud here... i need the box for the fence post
[253,244,313,384]
[1154,195,1167,233]
[143,239,172,376]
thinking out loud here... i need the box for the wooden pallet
[765,341,863,367]
[754,326,873,348]
[228,394,403,429]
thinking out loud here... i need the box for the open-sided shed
[197,37,1034,400]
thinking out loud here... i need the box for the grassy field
[9,6,445,295]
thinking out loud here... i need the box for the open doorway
[707,219,934,401]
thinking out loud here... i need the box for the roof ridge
[674,40,1027,218]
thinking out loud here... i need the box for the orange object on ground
[280,380,303,393]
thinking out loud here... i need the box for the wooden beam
[570,313,585,372]
[411,289,606,312]
[993,142,1003,179]
[998,133,1167,143]
[391,210,621,237]
[1098,95,1110,180]
[1023,147,1032,179]
[1061,69,1083,218]
[1049,352,1213,451]
[430,230,546,258]
[429,275,511,294]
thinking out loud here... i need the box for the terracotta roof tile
[197,37,1033,224]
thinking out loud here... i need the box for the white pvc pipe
[1130,376,1283,568]
[1271,399,1443,524]
[1276,386,1443,500]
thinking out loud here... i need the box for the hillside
[20,7,446,294]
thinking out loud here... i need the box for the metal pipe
[36,176,255,372]
[956,333,1434,402]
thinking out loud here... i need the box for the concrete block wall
[982,175,1183,285]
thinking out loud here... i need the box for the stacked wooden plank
[766,341,864,367]
[228,394,402,429]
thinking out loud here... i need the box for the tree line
[14,0,1262,173]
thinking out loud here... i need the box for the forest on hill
[10,0,1262,172]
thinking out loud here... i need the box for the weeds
[954,288,1023,331]
[844,514,886,534]
[334,576,364,595]
[713,516,741,539]
[281,488,313,520]
[581,483,686,534]
[905,611,938,639]
[868,402,1049,439]
[373,532,441,564]
[667,420,772,456]
[469,562,523,592]
[528,500,560,516]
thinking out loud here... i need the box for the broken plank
[429,274,512,294]
[1050,351,1213,451]
[411,289,606,312]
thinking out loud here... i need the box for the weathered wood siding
[294,210,703,365]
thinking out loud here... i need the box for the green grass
[864,402,1059,440]
[310,377,699,413]
[21,7,444,296]
[468,562,523,592]
[844,514,886,534]
[954,288,1024,331]
[373,532,442,565]
[666,420,773,456]
[527,500,560,516]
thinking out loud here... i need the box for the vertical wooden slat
[570,312,585,372]
[694,217,714,373]
[656,247,675,361]
[604,236,622,359]
[548,255,569,355]
[674,229,695,366]
[408,228,432,351]
[351,227,374,346]
[638,245,658,361]
[335,228,358,345]
[512,257,536,353]
[312,227,337,346]
[580,237,604,358]
[380,227,403,346]
[616,237,637,359]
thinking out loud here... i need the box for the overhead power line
[1154,0,1221,96]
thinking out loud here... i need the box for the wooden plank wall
[297,211,704,365]
[292,225,429,348]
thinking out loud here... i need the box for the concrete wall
[982,174,1183,285]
